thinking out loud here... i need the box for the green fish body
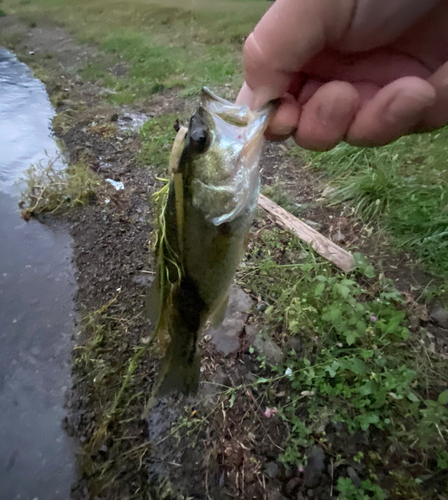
[149,88,273,395]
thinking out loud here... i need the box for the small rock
[245,324,259,343]
[285,336,302,354]
[208,287,254,355]
[265,462,280,479]
[409,315,420,331]
[331,231,346,244]
[347,467,361,488]
[263,338,284,365]
[304,219,321,230]
[304,446,326,488]
[285,478,301,496]
[250,326,283,364]
[430,305,448,329]
[307,489,315,498]
[296,493,305,500]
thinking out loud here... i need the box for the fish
[148,87,275,395]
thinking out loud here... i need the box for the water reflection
[0,48,76,500]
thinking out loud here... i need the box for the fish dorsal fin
[169,126,188,174]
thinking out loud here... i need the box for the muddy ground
[1,15,447,500]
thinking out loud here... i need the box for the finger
[421,62,448,129]
[241,0,355,109]
[265,94,300,137]
[347,77,436,146]
[338,0,440,51]
[294,81,359,151]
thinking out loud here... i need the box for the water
[0,48,76,499]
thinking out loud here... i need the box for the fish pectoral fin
[210,292,230,329]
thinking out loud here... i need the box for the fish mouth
[200,86,274,128]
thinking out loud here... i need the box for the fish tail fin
[156,340,201,396]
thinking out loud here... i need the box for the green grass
[239,226,448,499]
[139,113,181,170]
[3,0,268,102]
[294,128,448,277]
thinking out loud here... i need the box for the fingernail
[252,86,280,110]
[318,95,354,126]
[317,99,338,126]
[387,90,435,121]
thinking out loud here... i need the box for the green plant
[243,226,448,498]
[139,114,180,170]
[19,157,101,218]
[337,477,387,500]
[296,127,448,277]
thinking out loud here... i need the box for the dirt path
[2,15,447,500]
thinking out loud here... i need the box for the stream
[0,48,76,499]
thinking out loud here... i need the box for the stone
[409,315,420,331]
[304,446,326,488]
[263,338,284,365]
[285,336,302,354]
[265,461,280,479]
[245,323,259,343]
[304,219,322,230]
[347,467,361,488]
[250,329,284,365]
[285,478,301,496]
[429,305,448,329]
[208,286,254,355]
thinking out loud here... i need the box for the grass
[237,224,448,499]
[139,113,182,170]
[2,0,269,102]
[19,156,102,219]
[293,128,448,278]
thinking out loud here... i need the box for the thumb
[238,0,355,109]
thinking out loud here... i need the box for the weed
[52,112,74,135]
[242,225,448,498]
[0,8,6,16]
[19,157,101,218]
[337,477,387,500]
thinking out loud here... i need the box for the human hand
[237,0,448,150]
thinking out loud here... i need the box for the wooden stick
[257,193,356,273]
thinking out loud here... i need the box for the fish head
[179,88,275,225]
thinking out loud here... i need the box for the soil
[1,14,447,500]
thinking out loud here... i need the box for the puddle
[116,110,148,132]
[0,48,76,499]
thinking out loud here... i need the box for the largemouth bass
[148,88,274,395]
